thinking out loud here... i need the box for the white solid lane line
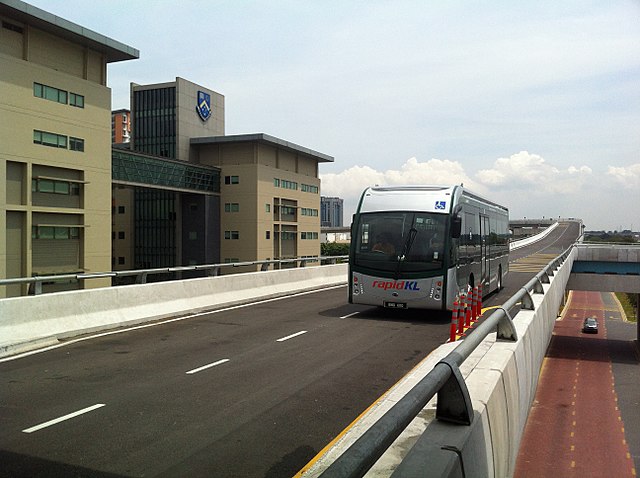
[22,403,106,433]
[276,330,308,342]
[186,358,230,375]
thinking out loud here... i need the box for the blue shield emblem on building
[196,91,212,121]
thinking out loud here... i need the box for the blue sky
[29,0,640,231]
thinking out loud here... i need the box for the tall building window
[69,137,85,152]
[224,230,240,240]
[32,225,80,239]
[134,188,176,269]
[33,130,67,148]
[225,175,239,184]
[133,86,177,158]
[34,82,85,108]
[2,21,23,34]
[275,179,298,190]
[34,83,67,104]
[69,92,84,108]
[32,178,80,195]
[301,208,318,217]
[224,203,240,212]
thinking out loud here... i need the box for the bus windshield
[353,211,447,273]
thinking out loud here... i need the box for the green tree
[321,242,350,256]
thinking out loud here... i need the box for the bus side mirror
[451,216,462,238]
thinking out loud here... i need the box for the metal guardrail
[318,246,573,478]
[0,255,350,296]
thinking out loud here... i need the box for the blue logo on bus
[435,201,446,210]
[196,91,212,121]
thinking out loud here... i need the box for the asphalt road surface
[0,221,581,478]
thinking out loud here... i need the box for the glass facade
[112,150,219,193]
[133,87,177,158]
[134,188,176,270]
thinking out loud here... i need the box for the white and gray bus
[348,185,509,310]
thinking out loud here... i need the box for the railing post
[496,306,518,341]
[32,279,43,296]
[519,287,535,310]
[435,355,473,425]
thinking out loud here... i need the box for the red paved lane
[515,291,636,477]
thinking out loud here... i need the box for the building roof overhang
[0,0,139,62]
[191,133,334,164]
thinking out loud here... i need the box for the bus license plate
[384,301,407,309]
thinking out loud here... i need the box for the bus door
[480,215,490,286]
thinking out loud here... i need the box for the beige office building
[0,1,138,297]
[192,134,332,266]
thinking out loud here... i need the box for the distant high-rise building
[321,196,344,227]
[111,109,131,144]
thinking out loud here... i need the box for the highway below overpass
[0,221,582,478]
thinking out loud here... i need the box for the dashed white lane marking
[340,312,360,319]
[22,403,106,433]
[186,358,230,375]
[276,331,308,342]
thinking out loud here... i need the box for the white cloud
[476,151,592,194]
[320,157,478,199]
[320,165,386,198]
[322,152,638,231]
[606,163,640,189]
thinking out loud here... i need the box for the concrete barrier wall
[509,221,559,251]
[0,264,348,357]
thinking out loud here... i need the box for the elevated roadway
[0,221,586,477]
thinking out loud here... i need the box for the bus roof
[356,185,508,214]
